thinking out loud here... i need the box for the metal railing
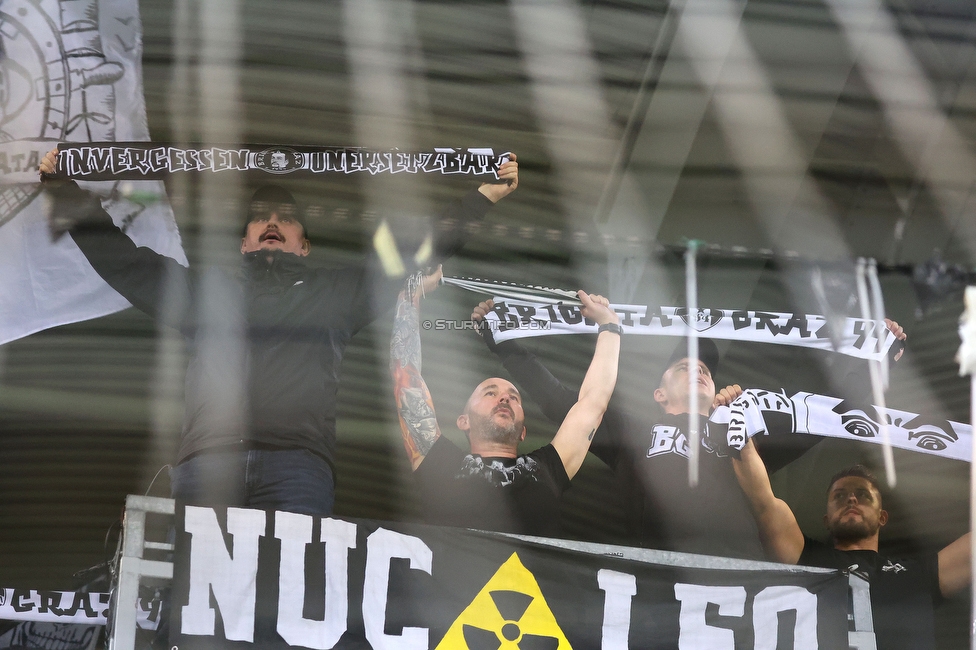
[107,495,175,650]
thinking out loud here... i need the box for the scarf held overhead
[49,143,509,181]
[478,299,897,361]
[710,388,971,463]
[440,277,898,361]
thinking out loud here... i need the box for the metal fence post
[107,495,175,650]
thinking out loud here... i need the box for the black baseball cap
[665,338,720,377]
[243,185,306,236]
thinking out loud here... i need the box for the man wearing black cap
[39,148,519,515]
[240,185,311,257]
[472,299,764,559]
[633,337,764,557]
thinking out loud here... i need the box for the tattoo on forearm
[399,387,439,455]
[390,272,441,466]
[391,301,422,371]
[588,429,595,441]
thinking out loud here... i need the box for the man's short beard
[828,517,876,543]
[469,410,522,446]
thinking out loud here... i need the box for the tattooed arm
[390,267,444,470]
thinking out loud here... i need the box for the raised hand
[578,291,618,326]
[478,153,519,203]
[713,384,743,410]
[39,148,59,179]
[884,318,907,362]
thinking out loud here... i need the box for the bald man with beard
[390,268,621,536]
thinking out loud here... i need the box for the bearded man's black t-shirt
[800,537,942,650]
[414,436,571,537]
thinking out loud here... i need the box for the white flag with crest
[0,0,187,345]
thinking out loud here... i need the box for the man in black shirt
[39,148,519,516]
[734,447,971,650]
[390,269,620,536]
[472,298,764,558]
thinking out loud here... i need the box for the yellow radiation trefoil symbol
[435,553,572,650]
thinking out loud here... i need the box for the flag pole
[957,287,976,650]
[685,240,700,488]
[863,259,895,487]
[856,258,896,488]
[971,373,975,650]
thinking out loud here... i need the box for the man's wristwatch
[598,322,622,335]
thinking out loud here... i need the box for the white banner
[0,589,110,625]
[712,388,972,462]
[483,300,898,361]
[0,588,159,630]
[0,0,187,345]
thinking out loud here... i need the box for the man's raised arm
[359,155,519,329]
[39,148,192,326]
[732,438,805,563]
[937,532,972,598]
[390,267,444,470]
[549,292,621,480]
[471,298,628,469]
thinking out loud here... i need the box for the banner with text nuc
[169,505,849,649]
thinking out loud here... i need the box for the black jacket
[53,182,494,469]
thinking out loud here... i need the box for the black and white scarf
[442,277,898,362]
[711,388,971,463]
[52,143,509,181]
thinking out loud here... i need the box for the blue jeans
[170,447,335,516]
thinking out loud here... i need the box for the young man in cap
[392,270,620,536]
[39,148,519,515]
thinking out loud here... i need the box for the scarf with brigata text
[710,388,971,462]
[442,277,898,362]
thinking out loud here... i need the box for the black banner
[53,143,507,181]
[170,506,849,649]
